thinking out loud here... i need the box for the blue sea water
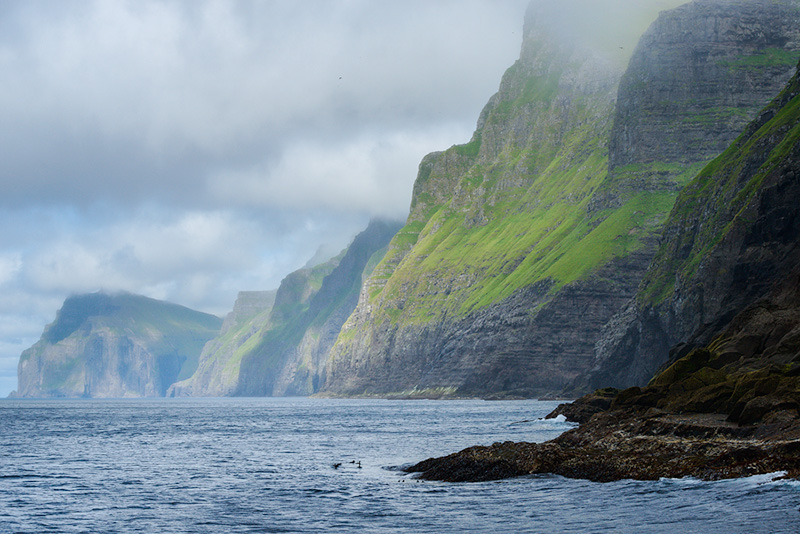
[0,398,798,533]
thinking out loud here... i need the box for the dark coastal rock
[407,404,800,483]
[545,387,619,424]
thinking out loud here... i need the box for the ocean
[1,398,797,533]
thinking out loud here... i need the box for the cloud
[16,207,369,312]
[0,0,528,213]
[0,0,530,396]
[208,125,469,217]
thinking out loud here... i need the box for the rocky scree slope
[16,292,222,398]
[323,0,800,398]
[408,57,800,484]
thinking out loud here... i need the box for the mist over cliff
[321,0,800,398]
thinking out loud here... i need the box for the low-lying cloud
[0,0,528,212]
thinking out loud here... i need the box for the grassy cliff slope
[323,0,800,398]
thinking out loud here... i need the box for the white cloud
[208,124,471,217]
[0,253,22,286]
[0,0,528,211]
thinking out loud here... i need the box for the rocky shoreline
[406,388,800,483]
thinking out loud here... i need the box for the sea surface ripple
[0,398,798,533]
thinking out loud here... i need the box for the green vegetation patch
[719,48,800,70]
[453,133,482,158]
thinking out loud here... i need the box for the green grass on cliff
[720,48,800,71]
[348,33,735,333]
[361,89,677,326]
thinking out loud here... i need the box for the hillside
[16,292,222,398]
[167,219,401,397]
[233,219,401,396]
[408,60,800,482]
[322,0,800,398]
[168,290,277,397]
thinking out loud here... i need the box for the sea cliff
[323,0,800,398]
[408,51,800,484]
[16,292,221,398]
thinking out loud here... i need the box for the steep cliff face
[168,290,276,397]
[211,219,401,396]
[16,293,222,398]
[611,0,800,169]
[322,0,800,398]
[595,0,800,214]
[221,253,340,396]
[269,220,403,396]
[586,57,800,392]
[408,70,800,479]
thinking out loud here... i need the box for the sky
[0,0,536,396]
[0,0,691,397]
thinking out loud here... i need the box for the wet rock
[406,405,800,483]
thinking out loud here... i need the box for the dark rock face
[16,293,222,398]
[591,0,800,217]
[610,0,800,172]
[586,53,800,392]
[545,387,619,424]
[325,248,653,398]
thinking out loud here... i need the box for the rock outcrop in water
[322,0,800,398]
[16,292,222,398]
[408,52,800,484]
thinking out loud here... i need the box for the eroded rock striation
[584,1,800,391]
[16,292,222,398]
[323,0,800,398]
